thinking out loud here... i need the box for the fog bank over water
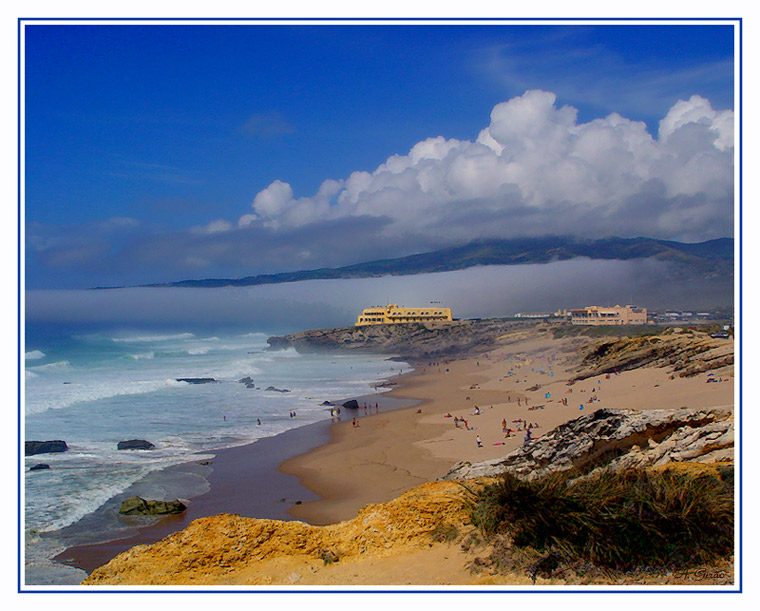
[26,258,733,333]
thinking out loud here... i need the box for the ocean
[23,322,407,586]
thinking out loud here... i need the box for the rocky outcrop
[29,463,50,471]
[444,407,733,482]
[25,440,68,456]
[573,330,734,380]
[265,386,290,393]
[342,399,359,410]
[117,439,155,451]
[239,376,256,389]
[267,319,535,359]
[118,496,187,516]
[84,481,471,585]
[176,378,218,384]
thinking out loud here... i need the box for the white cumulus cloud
[240,90,733,243]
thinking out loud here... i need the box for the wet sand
[55,393,417,574]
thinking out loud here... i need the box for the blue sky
[24,23,736,289]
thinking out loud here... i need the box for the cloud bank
[26,258,733,332]
[26,90,734,287]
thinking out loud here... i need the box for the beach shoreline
[55,326,735,581]
[52,390,418,576]
[280,330,734,525]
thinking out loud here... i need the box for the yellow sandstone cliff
[82,480,502,586]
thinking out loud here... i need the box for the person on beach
[524,429,532,444]
[502,418,507,432]
[476,435,483,447]
[257,419,261,425]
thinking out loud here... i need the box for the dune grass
[469,466,734,571]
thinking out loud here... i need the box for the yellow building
[355,304,453,326]
[570,305,648,326]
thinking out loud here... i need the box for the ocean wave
[27,360,70,372]
[26,350,46,360]
[270,347,301,358]
[111,332,195,343]
[24,377,187,415]
[126,351,155,360]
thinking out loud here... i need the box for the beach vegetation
[468,466,733,575]
[429,522,460,543]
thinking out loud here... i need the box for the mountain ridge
[104,235,732,289]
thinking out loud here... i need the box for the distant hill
[136,236,733,289]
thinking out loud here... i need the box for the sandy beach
[61,326,734,580]
[282,331,734,525]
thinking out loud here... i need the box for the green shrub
[470,468,733,571]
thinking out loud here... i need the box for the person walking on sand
[476,435,483,448]
[502,418,507,432]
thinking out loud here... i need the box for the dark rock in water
[321,401,333,406]
[342,399,359,410]
[118,496,186,516]
[117,439,155,451]
[239,376,256,388]
[176,377,218,384]
[265,386,291,393]
[25,440,68,456]
[29,463,50,471]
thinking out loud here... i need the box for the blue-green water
[23,322,406,585]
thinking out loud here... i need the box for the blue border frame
[17,16,743,595]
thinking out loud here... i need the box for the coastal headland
[77,320,735,586]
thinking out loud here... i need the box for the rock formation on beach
[444,407,733,482]
[118,496,187,516]
[267,319,535,358]
[83,481,471,585]
[117,439,155,451]
[571,330,734,380]
[25,440,68,456]
[176,378,218,384]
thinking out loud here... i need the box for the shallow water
[23,323,407,585]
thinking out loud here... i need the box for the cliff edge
[267,318,536,359]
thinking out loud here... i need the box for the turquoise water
[23,323,406,585]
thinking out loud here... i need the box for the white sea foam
[27,360,70,372]
[23,325,408,586]
[25,377,187,415]
[112,332,196,343]
[26,350,46,360]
